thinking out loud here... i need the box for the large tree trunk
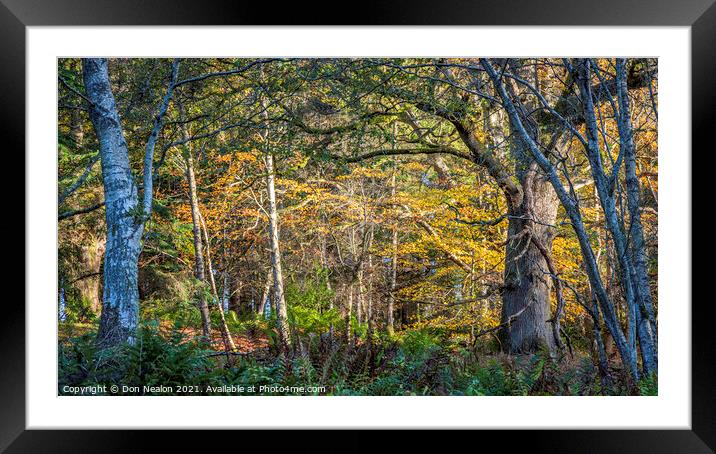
[498,65,559,355]
[501,165,559,354]
[83,58,143,347]
[482,58,641,381]
[470,68,560,355]
[84,58,178,348]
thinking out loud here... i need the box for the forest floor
[59,321,271,354]
[57,320,655,397]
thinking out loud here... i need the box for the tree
[482,57,657,380]
[177,99,212,340]
[82,58,178,347]
[258,80,292,356]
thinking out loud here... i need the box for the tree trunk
[59,281,67,322]
[228,274,241,314]
[345,284,354,347]
[589,290,613,390]
[264,150,292,355]
[573,58,650,378]
[500,156,559,354]
[199,212,236,352]
[366,254,375,372]
[83,58,177,348]
[482,58,640,380]
[616,59,658,375]
[222,272,230,314]
[387,159,398,336]
[70,106,84,148]
[257,270,272,317]
[229,278,242,314]
[319,227,335,341]
[257,77,292,355]
[76,234,105,313]
[356,266,364,328]
[180,116,212,340]
[83,58,143,347]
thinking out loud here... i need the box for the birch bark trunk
[257,270,273,317]
[260,100,292,354]
[83,58,144,347]
[83,58,178,347]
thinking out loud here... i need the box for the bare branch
[58,153,101,205]
[58,201,105,221]
[172,58,287,88]
[342,146,471,163]
[142,58,180,219]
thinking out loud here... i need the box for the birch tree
[258,82,292,356]
[82,58,179,347]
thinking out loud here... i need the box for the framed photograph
[8,0,712,450]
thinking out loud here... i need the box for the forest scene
[58,57,658,396]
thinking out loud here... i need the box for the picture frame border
[5,0,712,449]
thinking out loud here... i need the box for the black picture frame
[5,0,713,450]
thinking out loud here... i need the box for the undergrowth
[59,321,647,396]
